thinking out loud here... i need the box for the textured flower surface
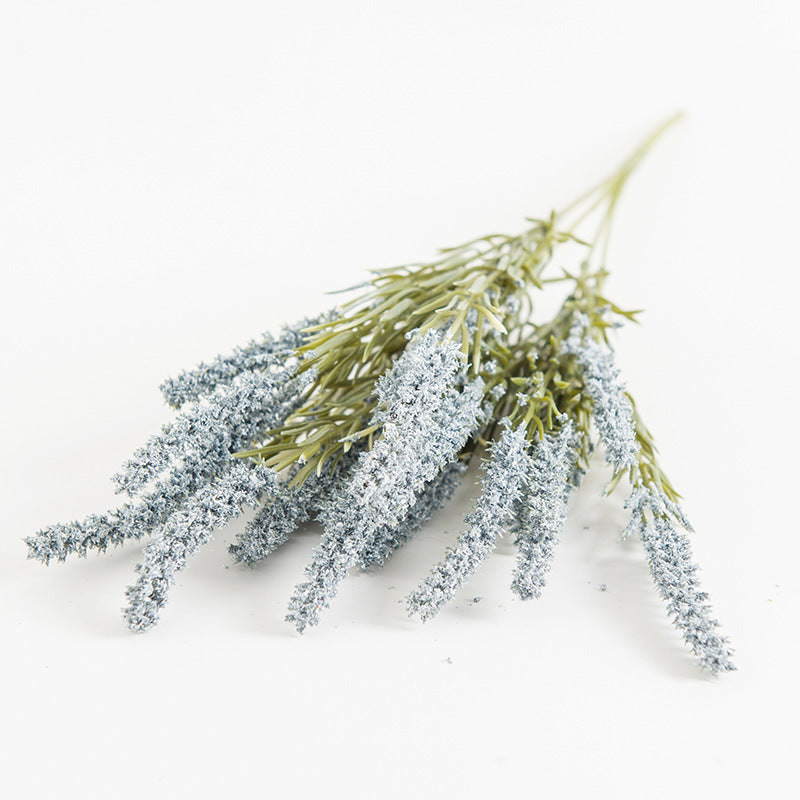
[159,314,325,409]
[510,421,577,600]
[564,313,639,471]
[407,420,531,620]
[625,487,735,675]
[25,366,309,563]
[228,457,350,568]
[124,460,275,631]
[285,329,486,633]
[357,460,466,572]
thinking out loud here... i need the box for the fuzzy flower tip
[25,367,309,565]
[114,364,310,497]
[625,487,735,675]
[564,313,638,471]
[124,461,274,631]
[286,330,486,633]
[159,313,329,408]
[511,421,577,600]
[407,420,531,621]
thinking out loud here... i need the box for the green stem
[558,112,684,263]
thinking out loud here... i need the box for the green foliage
[236,115,683,497]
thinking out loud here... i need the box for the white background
[1,1,798,797]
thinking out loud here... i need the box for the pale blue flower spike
[406,419,531,621]
[114,363,311,497]
[123,461,274,631]
[357,460,467,572]
[511,422,577,600]
[564,312,639,471]
[25,366,311,564]
[229,450,360,567]
[286,329,486,633]
[625,487,735,675]
[159,312,331,408]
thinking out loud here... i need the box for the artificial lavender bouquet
[26,116,734,675]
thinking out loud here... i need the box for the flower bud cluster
[407,420,531,620]
[511,422,577,600]
[286,330,486,632]
[564,313,638,470]
[624,487,735,674]
[124,460,274,630]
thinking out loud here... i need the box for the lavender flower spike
[286,330,486,633]
[626,487,735,674]
[124,460,275,631]
[357,459,467,571]
[229,452,358,567]
[407,420,531,621]
[159,312,328,408]
[564,313,638,471]
[25,367,312,564]
[114,363,310,497]
[25,467,220,564]
[226,487,305,568]
[511,421,577,600]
